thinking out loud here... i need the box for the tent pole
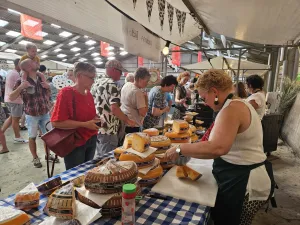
[236,49,242,93]
[279,46,288,92]
[267,53,272,92]
[273,48,282,91]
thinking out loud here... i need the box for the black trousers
[125,126,140,134]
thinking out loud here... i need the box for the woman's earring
[214,96,219,105]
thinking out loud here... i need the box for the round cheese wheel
[113,147,126,160]
[159,156,175,169]
[123,133,134,149]
[191,134,199,143]
[150,135,171,154]
[84,160,138,194]
[188,124,196,136]
[119,152,155,169]
[143,128,159,136]
[138,161,163,187]
[0,206,30,225]
[172,120,189,134]
[165,131,190,143]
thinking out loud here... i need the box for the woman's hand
[83,119,101,130]
[180,98,186,104]
[164,146,179,162]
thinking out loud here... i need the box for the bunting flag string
[167,3,174,34]
[158,0,166,30]
[175,9,182,35]
[20,14,43,40]
[146,0,154,22]
[181,12,186,34]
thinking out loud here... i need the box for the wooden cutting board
[151,159,218,207]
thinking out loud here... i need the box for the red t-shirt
[51,87,97,147]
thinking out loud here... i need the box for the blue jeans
[64,135,97,170]
[26,113,51,138]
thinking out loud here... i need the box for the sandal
[0,149,9,154]
[19,126,28,130]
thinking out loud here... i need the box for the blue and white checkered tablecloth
[1,152,210,225]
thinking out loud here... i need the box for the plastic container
[122,183,136,225]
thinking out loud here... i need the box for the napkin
[138,158,160,175]
[76,186,115,207]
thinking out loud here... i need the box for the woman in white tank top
[165,69,274,225]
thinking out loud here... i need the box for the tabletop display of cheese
[119,152,155,169]
[0,206,30,225]
[191,134,199,143]
[176,165,202,181]
[143,128,159,137]
[84,159,138,194]
[150,135,171,154]
[165,131,190,143]
[158,156,175,169]
[113,146,126,160]
[138,160,164,187]
[188,124,196,136]
[123,133,134,149]
[15,182,40,210]
[172,120,189,134]
[131,132,151,153]
[46,183,76,220]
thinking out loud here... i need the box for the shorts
[5,102,23,117]
[25,113,52,138]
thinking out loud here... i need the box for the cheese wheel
[143,128,159,136]
[46,183,76,220]
[188,124,196,136]
[0,206,30,225]
[113,147,126,160]
[123,133,134,149]
[191,134,199,143]
[37,177,62,196]
[150,135,171,154]
[119,152,155,169]
[158,156,175,169]
[15,182,40,210]
[165,131,190,143]
[138,161,163,187]
[172,120,189,134]
[131,133,151,153]
[84,160,138,194]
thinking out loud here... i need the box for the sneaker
[33,158,42,168]
[45,154,60,163]
[14,138,29,144]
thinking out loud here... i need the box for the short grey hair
[73,62,96,77]
[125,73,134,83]
[25,43,37,50]
[134,67,150,81]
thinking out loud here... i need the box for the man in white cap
[91,60,136,157]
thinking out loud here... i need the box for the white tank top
[218,99,267,165]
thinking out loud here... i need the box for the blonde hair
[195,69,233,91]
[177,71,190,82]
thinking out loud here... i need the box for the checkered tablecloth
[1,152,210,225]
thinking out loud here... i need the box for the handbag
[42,90,80,177]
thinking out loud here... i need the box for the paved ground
[0,127,299,224]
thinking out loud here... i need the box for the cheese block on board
[37,176,62,196]
[119,152,155,169]
[84,159,138,194]
[113,147,126,160]
[131,133,151,153]
[46,183,76,220]
[188,124,196,136]
[150,135,171,154]
[172,120,189,134]
[138,160,163,187]
[0,206,30,225]
[176,165,202,181]
[165,131,190,143]
[123,133,134,149]
[191,134,199,143]
[143,128,159,136]
[15,182,40,210]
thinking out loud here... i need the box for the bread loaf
[150,135,171,154]
[172,120,189,134]
[176,165,202,181]
[15,182,40,210]
[132,133,151,153]
[0,206,30,225]
[119,152,155,169]
[46,183,76,219]
[84,160,138,194]
[143,128,159,136]
[138,160,163,187]
[164,131,190,143]
[123,133,134,149]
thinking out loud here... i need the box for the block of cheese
[113,146,126,160]
[138,160,163,187]
[131,133,151,153]
[46,183,76,220]
[84,159,138,194]
[150,135,171,154]
[123,133,134,149]
[191,134,199,143]
[119,152,155,169]
[37,176,62,196]
[143,128,159,136]
[15,182,40,210]
[188,124,196,136]
[176,165,202,181]
[165,131,190,143]
[172,120,189,134]
[0,206,30,225]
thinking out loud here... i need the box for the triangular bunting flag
[133,0,137,8]
[158,0,166,30]
[167,3,174,34]
[20,14,43,40]
[146,0,154,22]
[181,12,186,34]
[176,9,182,35]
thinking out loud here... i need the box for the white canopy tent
[181,56,269,77]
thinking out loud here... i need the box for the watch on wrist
[175,145,183,156]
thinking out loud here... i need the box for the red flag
[20,14,42,40]
[100,41,110,57]
[172,46,181,66]
[198,52,202,62]
[138,56,144,67]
